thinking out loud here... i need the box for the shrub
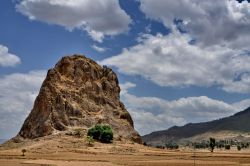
[173,144,179,149]
[225,144,230,150]
[87,124,113,143]
[87,125,102,140]
[21,149,27,156]
[100,129,113,143]
[87,136,94,146]
[156,145,164,149]
[166,143,179,150]
[73,128,85,138]
[120,112,130,119]
[209,138,216,152]
[237,145,241,151]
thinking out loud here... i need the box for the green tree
[87,125,102,140]
[225,144,231,150]
[87,124,113,143]
[237,145,241,151]
[21,149,27,156]
[209,137,216,152]
[100,129,113,143]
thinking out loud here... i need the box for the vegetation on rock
[87,136,94,146]
[73,128,85,138]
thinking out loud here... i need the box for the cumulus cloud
[0,70,46,138]
[139,0,250,49]
[101,30,250,93]
[119,81,136,95]
[16,0,131,42]
[0,45,21,67]
[100,1,250,93]
[91,44,107,53]
[120,82,250,135]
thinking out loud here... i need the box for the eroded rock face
[18,55,141,143]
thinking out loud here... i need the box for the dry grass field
[1,134,250,166]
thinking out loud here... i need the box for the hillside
[143,107,250,145]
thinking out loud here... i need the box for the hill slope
[143,107,250,145]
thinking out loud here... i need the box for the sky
[0,0,250,139]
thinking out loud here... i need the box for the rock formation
[18,55,141,143]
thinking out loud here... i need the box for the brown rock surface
[18,55,141,143]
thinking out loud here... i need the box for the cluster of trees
[236,142,249,151]
[165,143,179,149]
[150,138,250,152]
[152,142,179,150]
[189,138,250,151]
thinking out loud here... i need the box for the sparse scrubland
[2,132,250,166]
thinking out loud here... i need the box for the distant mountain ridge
[143,107,250,145]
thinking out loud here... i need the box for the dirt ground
[1,135,250,166]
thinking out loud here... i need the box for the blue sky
[1,0,250,139]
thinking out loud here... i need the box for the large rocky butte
[17,55,141,143]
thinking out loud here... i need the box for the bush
[120,112,130,119]
[100,129,113,143]
[21,149,27,156]
[209,137,216,152]
[87,124,113,143]
[166,143,179,150]
[225,144,231,150]
[73,128,85,138]
[87,125,102,140]
[87,136,94,146]
[237,145,241,151]
[156,145,164,149]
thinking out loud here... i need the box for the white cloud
[120,82,250,135]
[120,81,136,95]
[100,1,250,93]
[0,70,46,139]
[139,0,250,49]
[16,0,131,42]
[91,44,107,53]
[0,45,21,67]
[101,30,250,93]
[232,98,250,111]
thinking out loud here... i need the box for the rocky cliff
[18,55,141,143]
